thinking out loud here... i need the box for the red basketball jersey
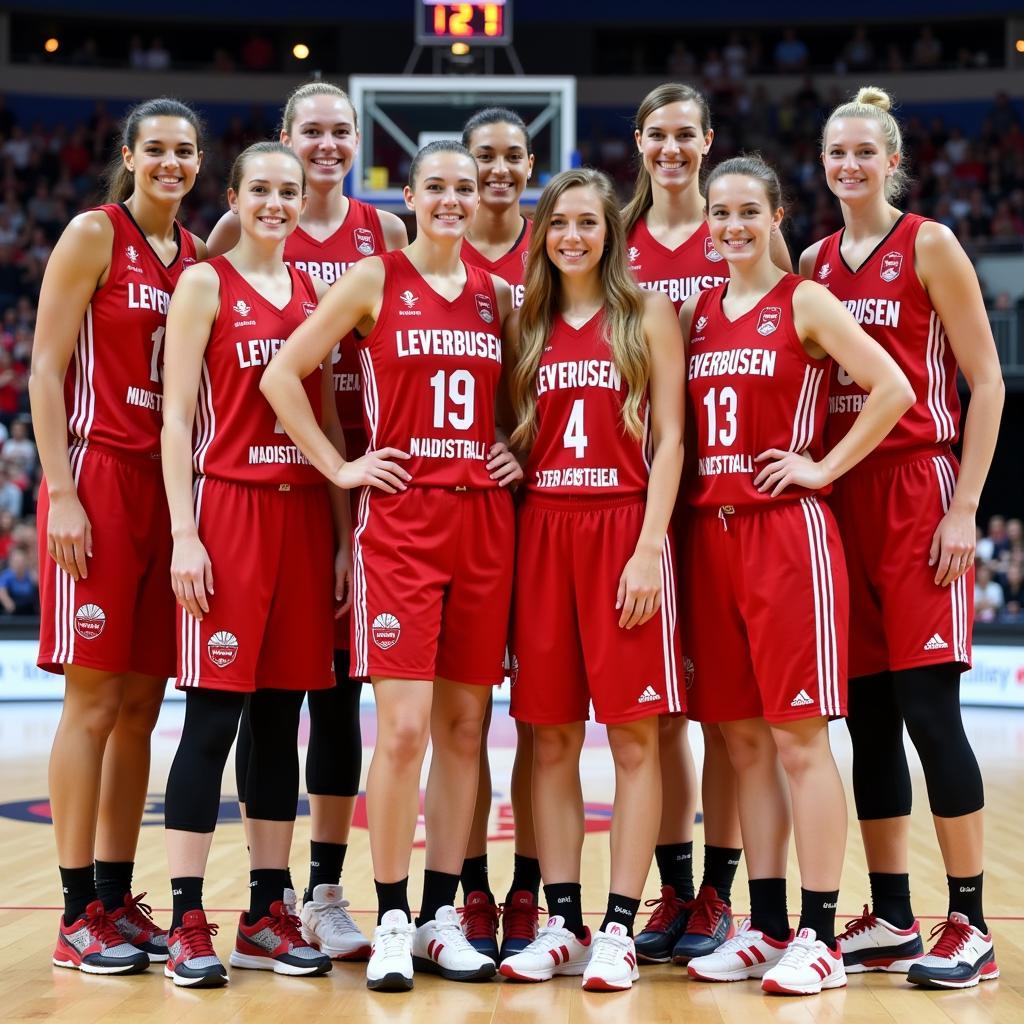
[193,256,321,486]
[66,203,197,458]
[686,275,831,509]
[626,218,729,313]
[525,312,650,497]
[814,213,960,459]
[358,250,503,489]
[462,218,531,308]
[285,197,385,450]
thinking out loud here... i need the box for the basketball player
[494,168,683,991]
[160,142,404,986]
[805,87,1003,989]
[623,81,790,967]
[679,156,913,995]
[459,106,539,962]
[208,81,408,962]
[260,141,520,992]
[31,98,205,974]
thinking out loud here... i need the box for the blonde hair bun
[854,86,893,112]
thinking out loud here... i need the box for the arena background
[0,2,1022,1020]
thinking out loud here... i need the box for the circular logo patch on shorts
[208,630,239,668]
[74,603,106,640]
[372,613,401,650]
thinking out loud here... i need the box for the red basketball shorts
[38,443,175,677]
[351,485,514,684]
[830,448,972,678]
[510,495,684,725]
[681,496,849,724]
[177,478,335,693]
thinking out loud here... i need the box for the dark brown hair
[228,141,305,195]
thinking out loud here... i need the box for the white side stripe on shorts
[658,536,680,712]
[932,456,969,664]
[351,486,372,677]
[51,441,90,665]
[179,477,207,687]
[800,497,839,716]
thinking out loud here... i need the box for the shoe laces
[316,896,361,936]
[529,922,575,953]
[459,899,499,941]
[687,889,728,937]
[375,919,414,957]
[84,903,128,948]
[927,916,973,959]
[592,930,631,965]
[268,904,308,947]
[178,918,219,958]
[122,892,162,935]
[776,934,817,969]
[434,915,478,952]
[642,885,689,932]
[838,904,876,940]
[500,897,541,942]
[714,920,759,954]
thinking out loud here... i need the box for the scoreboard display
[415,1,512,46]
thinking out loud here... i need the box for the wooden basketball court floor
[1,700,1022,1022]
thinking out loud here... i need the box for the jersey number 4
[563,398,588,458]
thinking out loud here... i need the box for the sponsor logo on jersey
[74,603,106,640]
[475,293,494,324]
[207,631,239,668]
[182,257,197,268]
[627,245,641,264]
[880,251,903,282]
[400,289,419,309]
[125,245,139,264]
[372,612,401,650]
[694,315,708,332]
[684,655,695,690]
[818,262,831,280]
[232,299,251,317]
[521,249,529,267]
[354,227,376,256]
[756,306,781,336]
[704,236,724,262]
[302,301,316,318]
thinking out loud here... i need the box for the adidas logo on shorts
[638,685,660,704]
[924,633,949,651]
[790,689,815,707]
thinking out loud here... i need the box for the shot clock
[415,1,512,46]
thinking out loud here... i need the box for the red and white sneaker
[761,928,847,995]
[582,923,639,991]
[838,905,924,974]
[300,884,371,961]
[229,899,333,976]
[907,913,999,989]
[499,915,593,982]
[52,900,151,974]
[687,919,791,981]
[412,904,496,982]
[110,892,169,962]
[165,910,228,988]
[498,890,540,962]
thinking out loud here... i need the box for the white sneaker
[582,923,639,991]
[499,915,593,982]
[838,904,924,973]
[907,912,999,989]
[412,905,496,982]
[366,909,415,992]
[300,884,371,961]
[761,928,847,995]
[687,919,791,981]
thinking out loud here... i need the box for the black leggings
[235,650,363,803]
[846,663,984,821]
[165,688,303,833]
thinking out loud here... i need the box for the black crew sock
[247,868,291,924]
[375,877,410,923]
[94,859,134,912]
[868,871,914,928]
[170,876,204,933]
[600,893,641,936]
[700,845,743,904]
[506,854,542,903]
[654,842,694,901]
[460,854,495,903]
[60,864,97,926]
[544,882,586,939]
[305,841,346,903]
[417,869,460,926]
[798,888,840,948]
[947,873,986,933]
[748,878,789,942]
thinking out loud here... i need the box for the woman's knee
[114,682,165,737]
[608,719,659,773]
[721,720,775,773]
[533,724,583,769]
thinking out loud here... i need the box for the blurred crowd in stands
[976,517,1024,624]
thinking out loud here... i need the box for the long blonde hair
[821,85,908,201]
[511,168,649,450]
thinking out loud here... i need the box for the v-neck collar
[637,214,707,260]
[558,307,603,334]
[837,213,907,275]
[464,217,528,269]
[291,198,356,250]
[717,275,787,327]
[220,256,295,315]
[119,202,182,271]
[396,249,469,309]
